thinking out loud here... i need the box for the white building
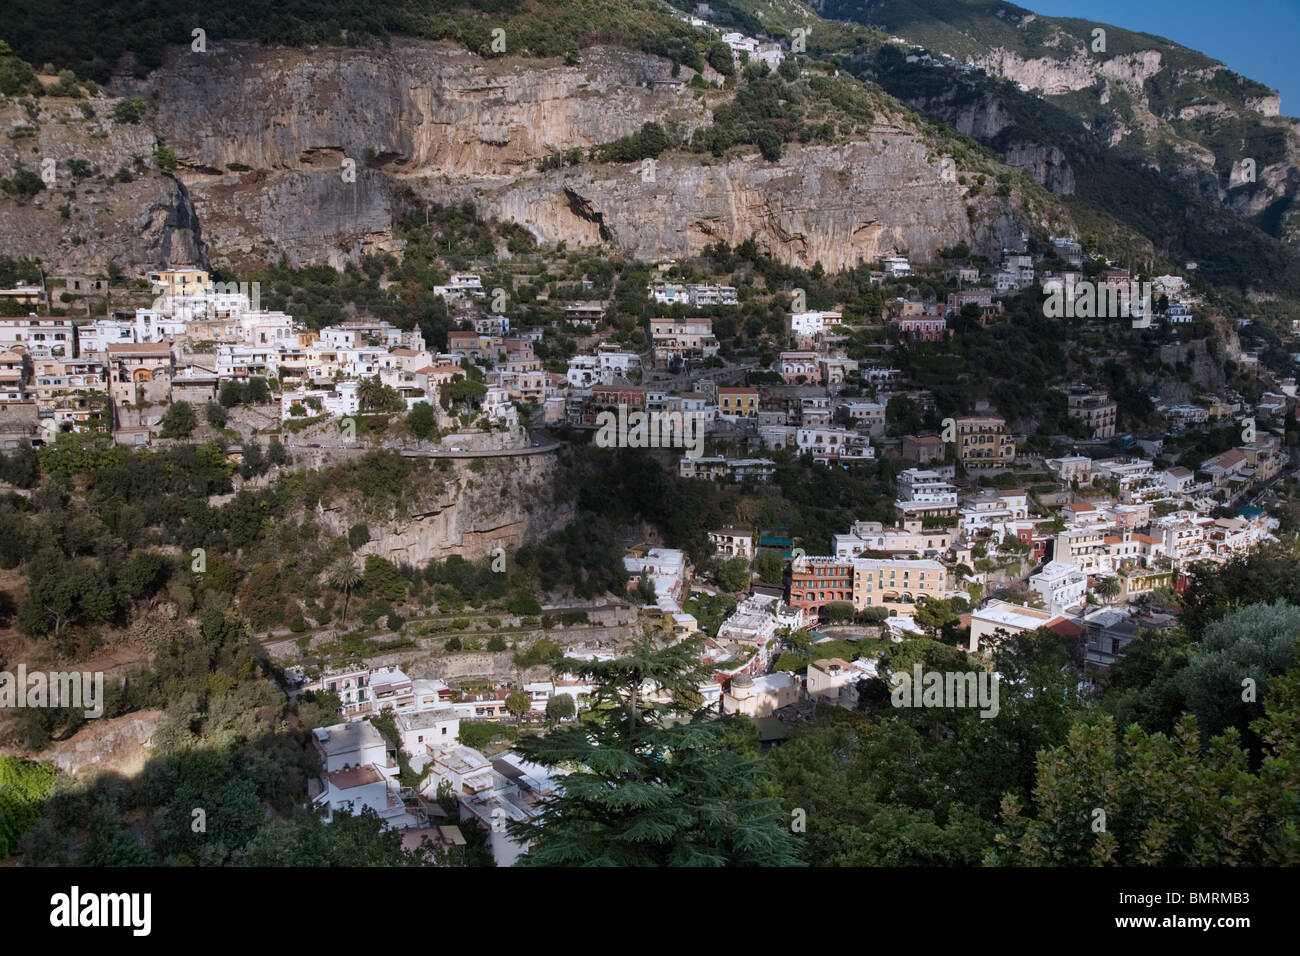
[623,548,688,612]
[1045,455,1094,484]
[786,310,843,341]
[968,600,1057,653]
[281,381,360,420]
[432,274,486,300]
[796,426,874,464]
[708,527,753,560]
[897,468,958,505]
[881,256,911,277]
[1029,561,1088,616]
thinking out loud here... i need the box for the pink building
[776,351,820,385]
[894,317,947,342]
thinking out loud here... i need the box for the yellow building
[717,387,758,418]
[851,558,949,614]
[956,414,1015,465]
[147,269,210,296]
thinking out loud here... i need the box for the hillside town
[0,0,1298,890]
[3,229,1290,865]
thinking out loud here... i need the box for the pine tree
[508,635,803,866]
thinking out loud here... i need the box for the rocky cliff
[318,452,574,567]
[66,38,1058,272]
[804,0,1300,245]
[0,92,206,275]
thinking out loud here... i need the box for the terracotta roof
[1045,616,1083,638]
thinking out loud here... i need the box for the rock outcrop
[318,452,574,567]
[94,39,1058,270]
[1002,143,1075,196]
[0,94,206,274]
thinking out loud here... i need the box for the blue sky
[1024,0,1300,117]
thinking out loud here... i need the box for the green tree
[363,555,405,604]
[328,557,361,622]
[407,401,437,439]
[218,381,245,408]
[1176,600,1300,747]
[988,712,1295,866]
[823,601,854,624]
[545,693,576,725]
[914,597,961,637]
[358,375,401,412]
[204,401,228,428]
[245,377,270,404]
[636,571,656,605]
[20,559,116,641]
[159,400,196,438]
[110,97,146,124]
[716,556,751,593]
[1095,576,1121,601]
[706,41,735,76]
[755,550,784,585]
[0,757,56,857]
[505,688,531,725]
[235,809,426,866]
[507,636,802,866]
[153,143,177,172]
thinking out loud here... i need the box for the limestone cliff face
[132,41,712,179]
[0,94,206,274]
[1002,143,1075,196]
[969,49,1164,98]
[458,132,1036,270]
[960,46,1300,228]
[318,453,574,567]
[93,39,1056,270]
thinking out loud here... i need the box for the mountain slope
[792,0,1300,248]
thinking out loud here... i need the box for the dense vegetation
[755,544,1300,865]
[2,0,709,81]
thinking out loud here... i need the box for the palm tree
[329,557,362,621]
[1096,575,1122,604]
[357,375,386,411]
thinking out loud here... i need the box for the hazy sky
[1025,0,1300,118]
